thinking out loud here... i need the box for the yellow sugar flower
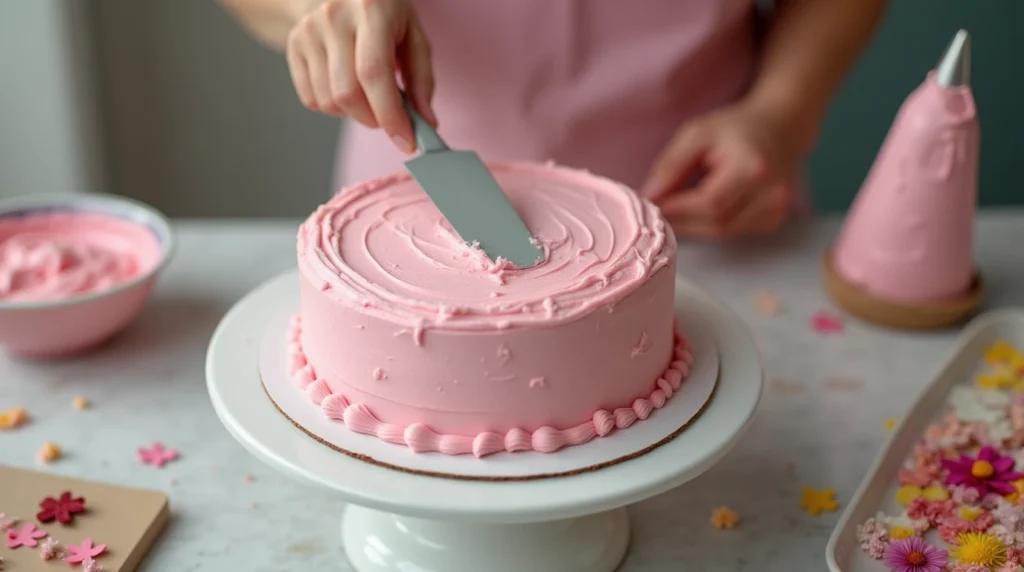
[977,370,1016,390]
[896,485,923,507]
[959,506,983,522]
[889,526,915,539]
[922,486,949,501]
[985,341,1023,365]
[1006,479,1024,504]
[950,532,1006,568]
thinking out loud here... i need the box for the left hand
[640,99,808,238]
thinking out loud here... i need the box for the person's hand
[285,0,434,153]
[640,99,811,238]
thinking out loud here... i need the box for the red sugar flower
[37,491,85,524]
[944,446,1024,496]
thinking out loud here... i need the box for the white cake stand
[207,271,762,572]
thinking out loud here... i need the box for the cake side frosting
[287,315,694,458]
[295,161,679,449]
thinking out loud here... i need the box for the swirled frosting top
[298,163,672,330]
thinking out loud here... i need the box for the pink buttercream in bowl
[0,193,173,358]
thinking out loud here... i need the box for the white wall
[0,1,105,198]
[89,1,339,218]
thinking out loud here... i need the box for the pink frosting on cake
[294,162,679,455]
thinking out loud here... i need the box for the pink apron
[334,0,759,193]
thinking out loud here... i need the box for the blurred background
[0,1,1019,217]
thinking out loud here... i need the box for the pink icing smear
[298,162,670,333]
[287,316,694,458]
[0,212,161,302]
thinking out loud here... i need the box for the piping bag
[826,29,981,328]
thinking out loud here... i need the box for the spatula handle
[401,91,448,154]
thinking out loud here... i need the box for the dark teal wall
[809,1,1021,212]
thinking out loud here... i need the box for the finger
[355,9,414,153]
[398,20,437,127]
[299,32,334,112]
[319,12,377,126]
[640,125,711,200]
[286,34,317,110]
[656,148,765,227]
[669,181,790,238]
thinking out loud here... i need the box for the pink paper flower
[64,538,106,564]
[6,523,47,549]
[944,446,1024,496]
[883,537,948,572]
[810,311,844,334]
[137,442,179,468]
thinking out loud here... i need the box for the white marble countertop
[3,213,1024,571]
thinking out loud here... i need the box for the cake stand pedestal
[207,272,762,572]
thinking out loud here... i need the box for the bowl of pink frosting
[0,193,173,358]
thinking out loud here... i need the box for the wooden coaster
[823,249,983,330]
[0,466,168,571]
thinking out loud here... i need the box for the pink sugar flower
[38,537,61,560]
[908,497,957,526]
[996,564,1024,572]
[952,485,983,505]
[856,518,889,559]
[944,446,1024,496]
[883,537,948,572]
[954,565,994,572]
[899,465,937,487]
[993,501,1024,532]
[937,512,995,543]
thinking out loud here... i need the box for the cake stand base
[207,271,762,572]
[343,505,629,572]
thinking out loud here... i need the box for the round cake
[288,162,691,458]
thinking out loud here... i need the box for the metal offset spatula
[401,93,543,268]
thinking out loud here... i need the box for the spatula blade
[405,151,543,268]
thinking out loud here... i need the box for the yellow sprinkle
[896,485,923,507]
[800,486,839,516]
[709,506,740,530]
[36,441,61,464]
[922,486,949,501]
[884,418,898,431]
[0,407,29,430]
[72,396,90,411]
[890,526,915,539]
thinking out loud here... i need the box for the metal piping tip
[936,29,971,87]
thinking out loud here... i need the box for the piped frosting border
[285,316,694,458]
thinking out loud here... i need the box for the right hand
[286,0,435,153]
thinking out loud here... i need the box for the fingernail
[392,134,415,154]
